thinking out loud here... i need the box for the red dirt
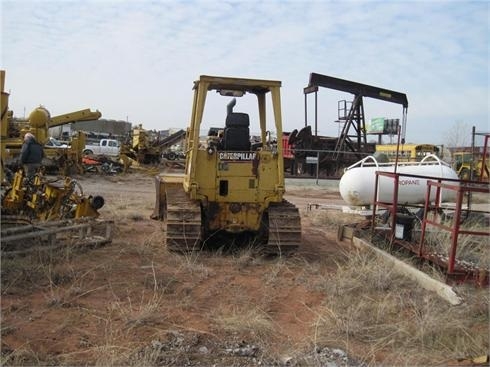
[2,172,486,366]
[2,172,361,365]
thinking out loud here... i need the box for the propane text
[399,179,421,186]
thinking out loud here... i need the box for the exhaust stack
[227,98,236,116]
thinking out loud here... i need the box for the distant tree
[443,121,471,148]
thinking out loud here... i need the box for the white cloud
[1,0,488,145]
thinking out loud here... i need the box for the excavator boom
[50,109,102,128]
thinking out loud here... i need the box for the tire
[460,168,471,180]
[101,163,111,174]
[167,152,176,160]
[83,149,94,155]
[288,129,298,145]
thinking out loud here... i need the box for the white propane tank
[339,154,459,207]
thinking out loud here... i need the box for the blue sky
[1,0,488,146]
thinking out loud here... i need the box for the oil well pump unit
[288,72,409,177]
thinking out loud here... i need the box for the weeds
[1,345,53,366]
[424,218,490,270]
[315,249,490,365]
[109,292,164,331]
[262,257,289,286]
[166,247,213,281]
[307,209,359,228]
[213,305,275,340]
[2,173,488,366]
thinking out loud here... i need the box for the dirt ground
[1,169,488,366]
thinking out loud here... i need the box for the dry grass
[3,239,488,366]
[2,178,488,367]
[307,208,361,228]
[1,244,83,297]
[314,249,489,366]
[261,257,290,285]
[100,191,155,221]
[168,250,213,281]
[213,305,275,340]
[108,264,166,331]
[424,216,490,270]
[91,324,134,367]
[470,191,490,204]
[1,345,57,366]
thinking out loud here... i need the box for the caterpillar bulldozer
[152,75,302,254]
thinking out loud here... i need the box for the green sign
[368,117,385,134]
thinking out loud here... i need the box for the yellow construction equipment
[153,75,302,254]
[2,169,104,220]
[128,125,162,164]
[27,106,101,144]
[121,125,186,167]
[0,73,102,175]
[1,70,105,220]
[452,150,489,181]
[1,70,10,183]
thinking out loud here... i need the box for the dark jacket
[20,137,45,164]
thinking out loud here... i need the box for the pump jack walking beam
[307,73,408,108]
[304,72,408,159]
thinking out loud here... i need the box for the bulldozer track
[165,184,202,252]
[265,200,302,254]
[164,187,301,254]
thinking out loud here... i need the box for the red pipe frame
[371,171,489,286]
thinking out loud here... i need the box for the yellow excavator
[153,75,302,254]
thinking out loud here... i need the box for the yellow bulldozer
[153,75,302,254]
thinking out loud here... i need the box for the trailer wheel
[167,152,176,160]
[460,168,470,180]
[288,129,298,145]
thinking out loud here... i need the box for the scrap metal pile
[2,170,104,221]
[1,169,111,256]
[1,217,112,257]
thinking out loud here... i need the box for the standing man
[20,132,44,177]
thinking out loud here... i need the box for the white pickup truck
[83,139,120,157]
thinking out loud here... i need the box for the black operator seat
[223,112,251,151]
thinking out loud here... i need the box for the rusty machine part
[0,69,102,176]
[366,169,489,287]
[2,169,104,221]
[1,217,113,257]
[153,75,302,254]
[120,126,186,168]
[3,106,102,175]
